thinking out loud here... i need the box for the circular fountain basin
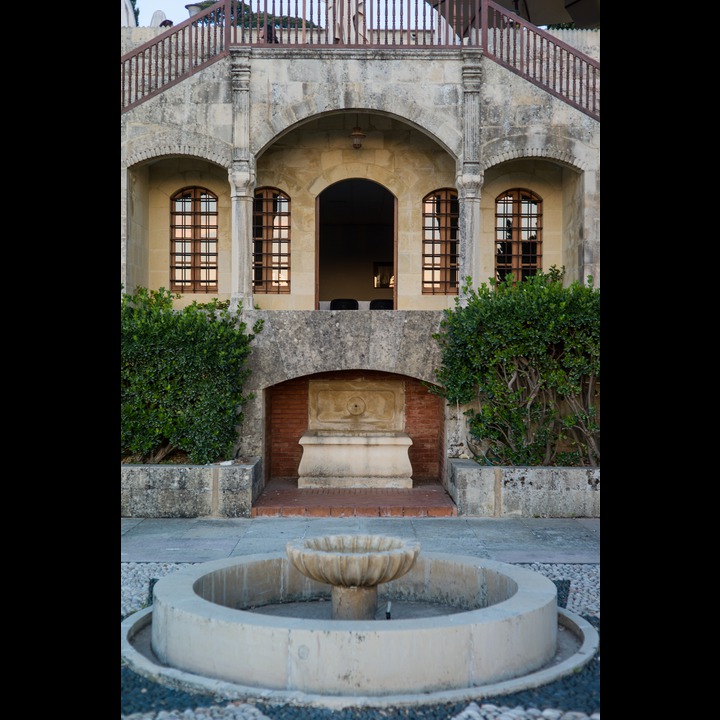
[120,550,598,702]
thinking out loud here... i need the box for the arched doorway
[317,179,395,308]
[255,369,456,517]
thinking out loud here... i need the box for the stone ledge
[121,459,263,518]
[446,460,600,518]
[121,459,599,518]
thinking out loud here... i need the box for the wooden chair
[369,299,393,309]
[330,298,359,309]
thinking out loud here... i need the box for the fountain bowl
[285,534,420,587]
[286,534,421,619]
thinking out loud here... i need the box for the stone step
[251,478,457,517]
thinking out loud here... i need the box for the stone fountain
[121,534,599,707]
[297,379,413,488]
[286,534,420,619]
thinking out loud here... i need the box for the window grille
[170,187,218,293]
[422,188,459,294]
[253,187,291,293]
[495,189,542,283]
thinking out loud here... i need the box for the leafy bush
[121,287,263,464]
[432,268,599,466]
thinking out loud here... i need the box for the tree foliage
[121,287,263,464]
[432,268,600,467]
[193,1,321,29]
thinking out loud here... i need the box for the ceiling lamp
[350,115,366,149]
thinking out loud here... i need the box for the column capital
[229,50,251,92]
[456,173,483,198]
[228,162,255,196]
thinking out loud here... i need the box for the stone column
[457,54,484,304]
[120,163,129,291]
[229,50,255,310]
[582,165,601,288]
[332,585,378,620]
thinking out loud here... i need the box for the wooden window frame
[422,188,459,295]
[169,186,218,293]
[253,187,291,294]
[494,188,543,284]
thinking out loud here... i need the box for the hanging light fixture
[350,114,366,149]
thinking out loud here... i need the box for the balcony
[121,0,599,120]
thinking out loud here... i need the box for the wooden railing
[481,3,599,121]
[121,0,599,120]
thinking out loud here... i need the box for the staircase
[121,0,599,121]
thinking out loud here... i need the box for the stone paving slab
[121,517,599,564]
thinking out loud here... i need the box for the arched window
[495,189,542,283]
[170,187,218,293]
[422,188,459,294]
[253,187,291,293]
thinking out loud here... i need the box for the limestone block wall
[235,310,450,463]
[121,461,262,518]
[120,460,599,518]
[545,29,600,61]
[447,460,600,518]
[121,49,600,299]
[121,27,163,54]
[476,61,600,286]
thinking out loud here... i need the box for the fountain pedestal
[332,585,378,619]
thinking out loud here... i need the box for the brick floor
[251,478,457,518]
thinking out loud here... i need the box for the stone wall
[120,460,599,518]
[234,310,449,461]
[447,460,600,518]
[121,460,263,518]
[122,48,600,299]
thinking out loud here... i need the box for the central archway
[317,179,395,309]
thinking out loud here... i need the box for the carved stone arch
[252,106,461,161]
[125,133,233,169]
[256,364,439,393]
[481,147,588,173]
[126,145,232,169]
[262,357,441,389]
[243,311,445,394]
[309,163,406,201]
[478,145,597,288]
[262,366,446,483]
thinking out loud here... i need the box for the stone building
[121,1,600,516]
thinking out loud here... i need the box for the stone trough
[121,536,599,708]
[297,379,414,489]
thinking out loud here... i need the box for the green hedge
[432,268,600,466]
[121,287,263,464]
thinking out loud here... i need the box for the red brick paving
[251,478,458,518]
